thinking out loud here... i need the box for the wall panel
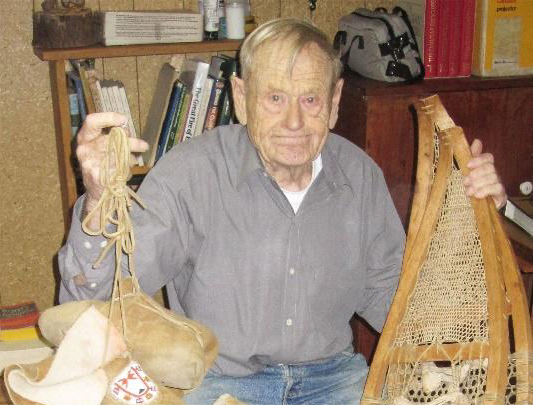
[1,1,62,310]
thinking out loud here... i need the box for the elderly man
[59,18,506,405]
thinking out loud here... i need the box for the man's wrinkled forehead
[248,41,332,88]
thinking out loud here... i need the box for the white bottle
[225,0,245,39]
[203,0,219,40]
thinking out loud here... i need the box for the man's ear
[231,75,247,125]
[328,78,344,129]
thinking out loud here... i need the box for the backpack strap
[334,30,364,66]
[393,6,425,80]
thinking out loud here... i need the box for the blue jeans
[184,350,368,405]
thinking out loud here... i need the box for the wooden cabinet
[34,41,241,232]
[335,72,533,362]
[335,72,533,227]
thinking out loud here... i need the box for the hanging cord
[82,126,145,347]
[82,127,143,272]
[81,127,205,359]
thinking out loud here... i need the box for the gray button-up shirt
[59,124,405,376]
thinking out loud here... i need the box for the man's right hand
[76,112,148,230]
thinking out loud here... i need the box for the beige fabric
[4,306,125,405]
[39,278,218,390]
[5,306,187,405]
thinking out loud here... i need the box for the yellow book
[473,0,533,76]
[0,326,40,341]
[0,338,54,372]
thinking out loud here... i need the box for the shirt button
[84,241,92,249]
[289,268,295,275]
[89,282,97,288]
[286,318,293,326]
[100,241,107,248]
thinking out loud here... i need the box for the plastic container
[225,0,245,39]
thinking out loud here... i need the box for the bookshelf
[34,40,242,232]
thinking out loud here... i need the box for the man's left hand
[464,139,507,209]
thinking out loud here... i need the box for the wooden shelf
[35,40,242,233]
[131,165,150,176]
[340,73,533,96]
[34,40,242,61]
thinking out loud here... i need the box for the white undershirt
[280,154,323,213]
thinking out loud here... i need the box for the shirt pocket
[308,263,363,342]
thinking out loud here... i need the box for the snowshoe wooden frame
[361,95,532,405]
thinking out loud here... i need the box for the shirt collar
[236,126,353,196]
[321,136,353,196]
[236,126,264,189]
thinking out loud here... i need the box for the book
[194,76,214,137]
[91,79,143,166]
[503,199,533,238]
[180,59,210,142]
[66,70,87,120]
[423,0,438,78]
[68,88,81,138]
[0,301,53,373]
[77,65,96,114]
[435,0,450,77]
[118,85,135,137]
[106,81,121,113]
[0,339,53,373]
[215,56,238,126]
[165,82,188,153]
[110,83,123,114]
[203,78,225,131]
[472,0,533,77]
[446,0,462,77]
[118,85,144,165]
[141,62,182,167]
[98,11,203,46]
[0,326,40,341]
[155,80,184,162]
[69,60,97,115]
[85,67,105,113]
[0,302,39,330]
[174,92,192,145]
[99,80,113,112]
[113,84,144,166]
[95,79,106,112]
[459,0,476,77]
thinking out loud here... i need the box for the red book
[436,0,450,77]
[0,302,39,330]
[447,0,463,77]
[459,0,476,76]
[423,0,439,78]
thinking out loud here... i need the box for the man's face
[233,43,343,173]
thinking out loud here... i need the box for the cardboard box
[472,0,533,76]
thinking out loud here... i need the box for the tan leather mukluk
[361,95,533,405]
